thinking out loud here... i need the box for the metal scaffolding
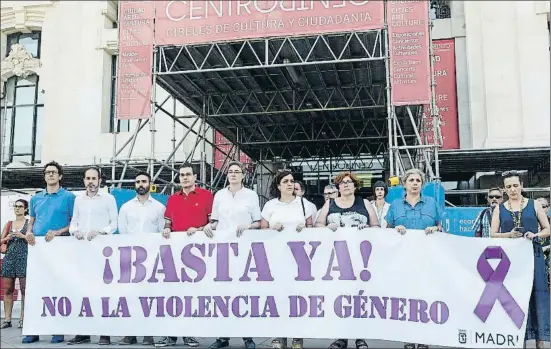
[109,10,443,203]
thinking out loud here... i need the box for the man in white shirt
[294,180,318,220]
[67,167,117,346]
[118,172,165,235]
[117,172,163,346]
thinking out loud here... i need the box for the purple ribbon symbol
[474,246,525,329]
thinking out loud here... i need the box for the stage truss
[109,24,442,203]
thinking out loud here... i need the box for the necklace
[374,201,385,222]
[507,197,525,228]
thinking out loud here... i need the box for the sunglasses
[488,195,502,199]
[324,191,337,196]
[501,170,519,178]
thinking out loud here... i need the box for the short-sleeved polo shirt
[30,187,76,236]
[385,195,444,230]
[164,187,213,232]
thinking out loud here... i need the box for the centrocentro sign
[154,0,385,45]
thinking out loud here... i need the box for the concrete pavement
[1,317,545,349]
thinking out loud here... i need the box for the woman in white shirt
[261,169,313,349]
[370,180,391,228]
[205,161,260,349]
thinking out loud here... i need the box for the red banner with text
[116,1,154,120]
[214,132,251,171]
[153,0,385,46]
[421,39,459,150]
[388,0,431,106]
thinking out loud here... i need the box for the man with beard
[116,172,164,345]
[472,187,503,237]
[66,166,118,346]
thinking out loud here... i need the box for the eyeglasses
[324,191,337,196]
[45,171,59,176]
[228,171,242,175]
[14,205,25,209]
[488,195,502,199]
[340,180,354,185]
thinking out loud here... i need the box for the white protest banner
[24,228,533,348]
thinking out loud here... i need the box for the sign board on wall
[153,1,385,46]
[421,39,460,149]
[387,0,431,105]
[116,1,154,120]
[214,131,251,171]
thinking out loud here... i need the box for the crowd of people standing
[0,160,549,348]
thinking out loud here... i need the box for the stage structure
[110,1,444,203]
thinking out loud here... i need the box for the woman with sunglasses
[490,171,550,348]
[261,170,313,349]
[0,199,29,329]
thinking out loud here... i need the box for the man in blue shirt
[23,161,75,345]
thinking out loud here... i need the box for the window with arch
[1,31,43,165]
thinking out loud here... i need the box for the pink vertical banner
[421,39,460,149]
[388,0,431,106]
[116,1,154,120]
[214,132,251,171]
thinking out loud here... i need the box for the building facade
[0,1,549,192]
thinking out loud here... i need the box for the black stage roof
[154,30,421,161]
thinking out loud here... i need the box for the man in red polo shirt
[157,162,213,347]
[163,162,213,235]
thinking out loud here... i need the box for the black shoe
[183,337,200,347]
[210,339,229,348]
[120,336,138,345]
[99,336,111,345]
[417,346,429,349]
[67,336,91,345]
[155,337,177,347]
[142,336,154,345]
[329,339,348,349]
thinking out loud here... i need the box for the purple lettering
[239,243,274,282]
[167,296,183,317]
[408,298,430,323]
[430,301,449,324]
[322,241,356,281]
[118,246,148,284]
[41,297,57,317]
[139,296,165,317]
[287,241,321,281]
[369,296,388,319]
[262,296,279,318]
[232,296,249,318]
[309,295,325,318]
[78,297,93,318]
[390,297,407,321]
[212,296,231,317]
[359,240,372,282]
[181,244,207,283]
[197,296,212,317]
[334,295,352,318]
[353,290,368,318]
[214,243,239,282]
[102,247,113,284]
[289,296,307,317]
[148,245,179,283]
